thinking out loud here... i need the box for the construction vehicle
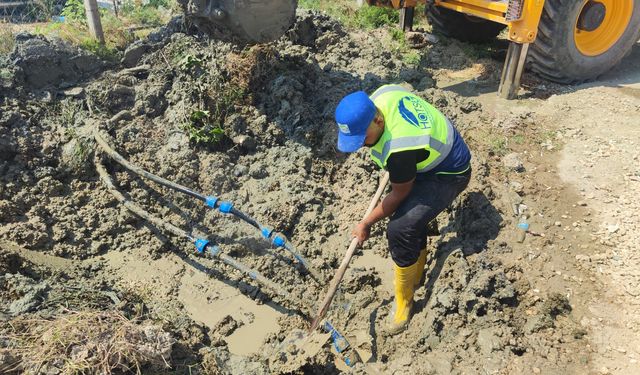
[180,0,640,99]
[370,0,640,98]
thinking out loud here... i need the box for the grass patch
[5,310,174,374]
[488,134,508,156]
[0,24,14,55]
[354,6,398,28]
[26,0,174,60]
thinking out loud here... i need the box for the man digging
[334,85,472,335]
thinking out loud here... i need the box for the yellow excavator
[180,0,640,99]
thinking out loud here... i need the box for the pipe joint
[194,238,210,253]
[205,196,219,208]
[218,201,233,213]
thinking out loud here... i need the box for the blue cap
[335,91,376,152]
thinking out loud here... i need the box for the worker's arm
[352,179,414,243]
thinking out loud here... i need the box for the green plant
[80,38,119,61]
[489,135,507,156]
[178,54,203,71]
[402,51,421,66]
[512,134,525,145]
[354,6,398,28]
[121,0,165,26]
[62,0,87,23]
[184,110,225,145]
[299,0,321,9]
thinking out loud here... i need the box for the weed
[80,38,119,61]
[402,51,421,66]
[488,135,507,156]
[121,0,166,26]
[185,110,225,145]
[61,0,86,24]
[511,134,525,145]
[299,0,321,9]
[354,6,398,28]
[178,54,203,71]
[59,99,84,129]
[183,84,243,146]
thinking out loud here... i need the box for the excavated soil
[1,9,639,375]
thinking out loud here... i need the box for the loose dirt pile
[0,9,625,374]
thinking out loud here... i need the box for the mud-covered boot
[413,247,427,291]
[386,262,418,335]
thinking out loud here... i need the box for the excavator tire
[529,0,640,83]
[426,4,506,43]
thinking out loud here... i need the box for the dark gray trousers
[386,169,471,267]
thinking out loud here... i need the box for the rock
[405,31,439,48]
[213,315,242,337]
[232,135,257,151]
[476,328,503,354]
[503,153,525,172]
[63,87,85,98]
[510,181,524,194]
[121,42,151,68]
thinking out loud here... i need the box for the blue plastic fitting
[261,226,274,239]
[205,196,219,208]
[209,245,221,257]
[218,201,233,213]
[248,271,258,280]
[194,239,209,253]
[272,235,286,248]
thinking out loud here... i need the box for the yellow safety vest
[369,85,454,173]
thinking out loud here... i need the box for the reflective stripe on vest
[370,118,455,173]
[370,85,410,101]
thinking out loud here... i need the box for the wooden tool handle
[309,172,390,332]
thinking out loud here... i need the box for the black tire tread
[528,0,640,83]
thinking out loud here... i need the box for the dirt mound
[8,33,108,90]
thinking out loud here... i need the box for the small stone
[232,135,257,151]
[555,221,562,227]
[533,368,541,374]
[510,181,524,193]
[63,87,85,98]
[577,200,587,206]
[503,153,525,172]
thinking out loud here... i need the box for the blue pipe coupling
[194,238,220,256]
[261,226,286,247]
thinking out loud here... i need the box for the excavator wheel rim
[574,0,634,56]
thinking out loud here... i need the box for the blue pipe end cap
[272,235,286,248]
[209,245,221,257]
[194,239,209,253]
[218,201,233,213]
[205,196,219,208]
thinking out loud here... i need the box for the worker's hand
[352,222,371,245]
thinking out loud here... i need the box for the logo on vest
[398,96,433,130]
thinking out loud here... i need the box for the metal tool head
[179,0,298,43]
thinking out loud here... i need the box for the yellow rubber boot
[387,262,418,335]
[413,247,427,291]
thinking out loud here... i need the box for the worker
[334,85,471,335]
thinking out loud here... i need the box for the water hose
[95,156,309,312]
[93,130,323,283]
[96,155,356,364]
